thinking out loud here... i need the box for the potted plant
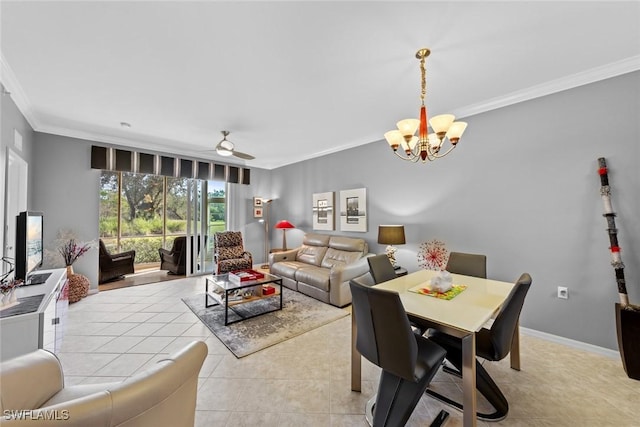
[597,157,640,380]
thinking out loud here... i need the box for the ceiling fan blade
[232,151,255,160]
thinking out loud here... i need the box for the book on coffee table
[228,269,265,284]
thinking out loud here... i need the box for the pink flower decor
[59,239,91,267]
[417,239,449,271]
[0,278,23,295]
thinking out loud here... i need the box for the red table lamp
[274,220,295,250]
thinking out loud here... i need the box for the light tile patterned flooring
[61,277,639,426]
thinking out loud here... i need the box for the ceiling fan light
[216,147,233,156]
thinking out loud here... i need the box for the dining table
[350,269,521,427]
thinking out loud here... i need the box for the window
[99,171,226,271]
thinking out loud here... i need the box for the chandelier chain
[420,55,426,104]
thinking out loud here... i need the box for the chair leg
[426,355,509,421]
[372,369,439,427]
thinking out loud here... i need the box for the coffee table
[205,272,283,325]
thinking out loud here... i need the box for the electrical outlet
[557,286,569,299]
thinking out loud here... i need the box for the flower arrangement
[59,239,92,267]
[417,239,450,271]
[0,278,23,295]
[417,239,454,293]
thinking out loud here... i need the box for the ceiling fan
[214,130,255,160]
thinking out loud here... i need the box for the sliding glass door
[99,172,226,276]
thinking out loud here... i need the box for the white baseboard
[520,327,619,359]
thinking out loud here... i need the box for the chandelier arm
[427,144,457,159]
[393,150,421,162]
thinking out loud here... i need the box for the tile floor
[61,277,639,426]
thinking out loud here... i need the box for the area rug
[182,288,349,358]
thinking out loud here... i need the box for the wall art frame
[339,188,367,232]
[312,191,335,230]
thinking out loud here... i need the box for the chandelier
[384,48,467,163]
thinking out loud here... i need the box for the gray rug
[182,288,349,358]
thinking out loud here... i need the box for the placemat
[0,294,45,318]
[409,284,467,300]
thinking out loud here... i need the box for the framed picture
[312,191,335,230]
[253,207,263,218]
[253,197,263,207]
[339,188,367,232]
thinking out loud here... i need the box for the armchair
[0,340,208,427]
[159,236,186,275]
[214,231,253,274]
[98,239,135,283]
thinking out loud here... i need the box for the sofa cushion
[321,248,363,269]
[297,245,328,266]
[329,236,366,253]
[303,233,331,247]
[295,266,330,292]
[270,260,308,278]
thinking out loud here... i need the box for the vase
[616,303,640,380]
[66,265,74,277]
[8,288,17,304]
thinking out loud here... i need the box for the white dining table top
[373,269,515,334]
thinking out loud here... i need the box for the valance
[90,145,250,184]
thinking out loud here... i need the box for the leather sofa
[0,340,207,426]
[268,233,372,307]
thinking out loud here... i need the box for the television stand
[25,272,52,286]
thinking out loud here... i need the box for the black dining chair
[426,272,532,421]
[367,254,428,336]
[349,278,449,427]
[445,252,487,278]
[367,254,398,284]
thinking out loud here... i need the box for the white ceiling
[1,1,639,169]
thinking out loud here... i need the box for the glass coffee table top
[205,272,283,325]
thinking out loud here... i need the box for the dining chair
[367,254,427,336]
[426,272,532,421]
[445,252,487,278]
[349,278,449,427]
[367,253,397,284]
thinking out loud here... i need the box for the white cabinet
[0,269,68,360]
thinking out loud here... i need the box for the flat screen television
[15,211,44,281]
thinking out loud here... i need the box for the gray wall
[31,133,101,289]
[1,85,35,261]
[269,71,640,350]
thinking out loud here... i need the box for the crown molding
[453,55,640,119]
[0,52,40,130]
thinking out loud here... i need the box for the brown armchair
[159,236,186,275]
[99,239,135,283]
[214,231,252,274]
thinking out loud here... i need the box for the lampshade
[274,220,295,229]
[377,225,406,245]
